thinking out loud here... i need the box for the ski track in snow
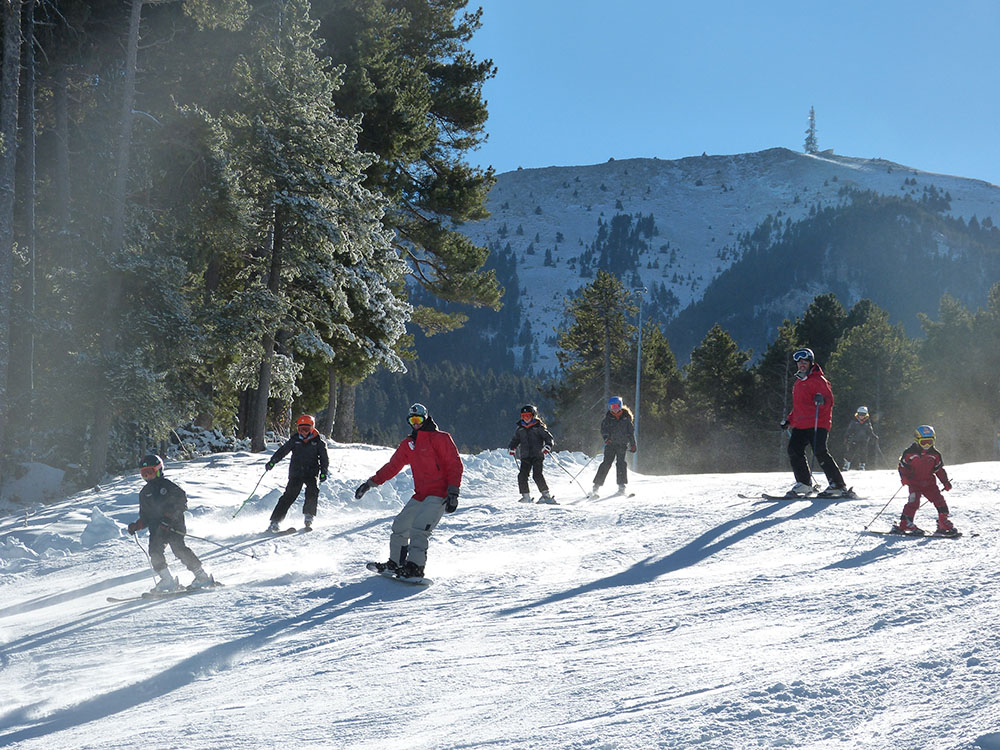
[2,448,1000,749]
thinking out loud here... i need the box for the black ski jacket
[601,408,637,450]
[508,419,554,459]
[271,428,329,479]
[138,476,188,533]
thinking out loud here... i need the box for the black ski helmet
[139,454,164,479]
[520,404,537,416]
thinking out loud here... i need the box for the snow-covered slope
[461,148,1000,371]
[3,446,1000,749]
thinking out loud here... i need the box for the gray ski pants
[390,495,448,566]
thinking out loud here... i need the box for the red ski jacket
[898,443,950,489]
[787,364,834,430]
[372,419,463,501]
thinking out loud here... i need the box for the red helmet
[296,414,315,428]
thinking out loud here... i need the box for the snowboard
[107,580,224,603]
[365,561,431,586]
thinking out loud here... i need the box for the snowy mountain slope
[3,446,1000,749]
[460,148,1000,370]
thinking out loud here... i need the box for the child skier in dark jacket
[508,404,555,504]
[588,396,637,498]
[894,425,956,535]
[265,414,329,531]
[127,454,214,592]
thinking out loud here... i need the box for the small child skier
[842,405,878,470]
[127,454,215,592]
[264,414,329,532]
[508,404,556,504]
[894,425,957,536]
[588,396,637,499]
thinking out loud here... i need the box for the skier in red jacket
[356,403,464,579]
[894,425,957,535]
[781,348,848,497]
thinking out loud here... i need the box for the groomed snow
[2,445,1000,749]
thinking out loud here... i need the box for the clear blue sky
[467,0,1000,186]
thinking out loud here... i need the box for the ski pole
[232,467,269,518]
[132,534,158,585]
[847,485,906,553]
[166,526,258,560]
[548,451,588,496]
[571,453,597,482]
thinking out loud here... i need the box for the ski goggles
[521,412,534,420]
[792,349,812,362]
[408,415,425,427]
[918,437,934,448]
[297,423,312,433]
[139,466,160,480]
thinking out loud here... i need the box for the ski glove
[943,481,953,491]
[445,486,460,514]
[542,445,552,455]
[127,520,144,535]
[319,472,327,482]
[355,480,374,500]
[508,450,516,456]
[265,461,275,471]
[629,444,637,454]
[780,419,790,430]
[813,394,825,405]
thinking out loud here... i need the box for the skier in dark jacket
[588,396,637,498]
[842,405,878,470]
[357,403,464,579]
[508,404,556,504]
[894,425,957,535]
[127,454,214,592]
[782,348,848,497]
[265,414,329,532]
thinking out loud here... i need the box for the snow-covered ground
[3,444,1000,749]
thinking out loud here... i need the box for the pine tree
[804,106,818,154]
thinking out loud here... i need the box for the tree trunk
[0,0,24,482]
[603,319,611,404]
[54,66,70,235]
[334,382,356,443]
[317,364,336,437]
[88,0,145,483]
[12,0,35,456]
[249,210,283,452]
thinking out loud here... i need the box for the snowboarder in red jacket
[782,348,848,496]
[356,403,464,578]
[894,425,957,535]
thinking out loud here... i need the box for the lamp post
[633,286,647,471]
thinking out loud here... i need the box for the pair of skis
[107,581,224,603]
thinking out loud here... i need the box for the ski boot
[266,520,281,533]
[519,493,533,503]
[615,484,627,496]
[537,491,557,505]
[188,567,216,590]
[789,482,815,497]
[821,483,848,498]
[936,514,958,536]
[303,514,314,529]
[151,569,179,593]
[891,515,923,535]
[587,485,600,500]
[842,460,851,471]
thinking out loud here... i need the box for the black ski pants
[270,475,319,522]
[787,428,845,487]
[517,457,549,494]
[149,527,202,573]
[594,443,629,488]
